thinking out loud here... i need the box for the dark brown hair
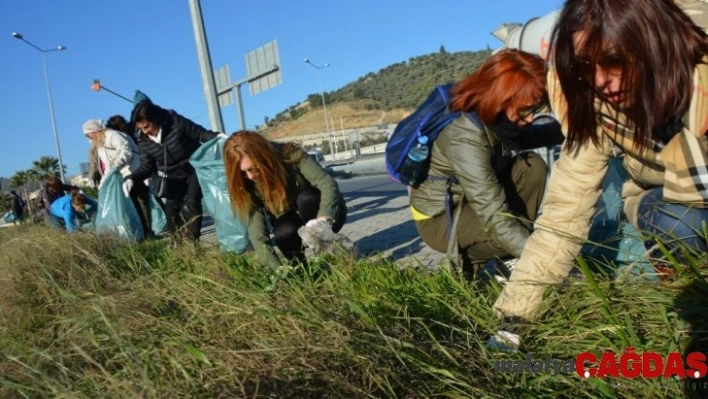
[106,114,132,134]
[223,131,305,217]
[551,0,708,151]
[45,176,63,192]
[131,101,169,126]
[71,189,86,209]
[448,49,548,125]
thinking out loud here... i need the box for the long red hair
[223,131,305,217]
[449,49,547,125]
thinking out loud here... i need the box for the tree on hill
[262,49,492,136]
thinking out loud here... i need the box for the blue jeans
[636,188,708,260]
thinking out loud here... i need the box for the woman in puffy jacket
[490,0,708,351]
[125,100,223,244]
[410,49,563,277]
[83,119,153,237]
[223,131,347,267]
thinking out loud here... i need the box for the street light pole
[304,58,336,160]
[12,32,67,182]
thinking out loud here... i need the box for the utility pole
[187,0,225,133]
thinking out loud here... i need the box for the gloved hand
[122,178,134,197]
[305,218,335,242]
[217,133,229,140]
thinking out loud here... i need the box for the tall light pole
[12,32,67,182]
[304,58,336,160]
[188,0,225,133]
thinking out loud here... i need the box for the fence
[273,124,396,161]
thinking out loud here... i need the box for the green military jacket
[409,114,530,258]
[247,148,344,267]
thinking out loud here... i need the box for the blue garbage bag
[3,211,16,223]
[95,168,144,242]
[580,158,652,277]
[190,136,249,252]
[149,194,168,235]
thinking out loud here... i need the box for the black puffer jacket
[129,110,218,181]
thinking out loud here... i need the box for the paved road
[336,175,443,269]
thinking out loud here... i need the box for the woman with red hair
[410,49,563,277]
[223,131,347,267]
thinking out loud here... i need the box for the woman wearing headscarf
[82,118,153,238]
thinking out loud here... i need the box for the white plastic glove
[306,218,335,241]
[122,178,134,197]
[486,330,520,353]
[217,133,229,140]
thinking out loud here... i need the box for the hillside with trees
[261,48,492,139]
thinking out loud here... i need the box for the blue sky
[0,0,563,179]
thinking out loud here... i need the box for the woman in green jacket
[410,49,563,277]
[224,131,347,267]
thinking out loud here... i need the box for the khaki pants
[415,152,548,272]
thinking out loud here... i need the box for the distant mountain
[261,48,492,139]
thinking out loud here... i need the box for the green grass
[0,225,706,398]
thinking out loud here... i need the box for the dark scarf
[488,114,527,151]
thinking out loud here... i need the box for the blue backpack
[385,83,481,186]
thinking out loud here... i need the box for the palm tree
[10,169,38,214]
[32,156,64,179]
[0,192,13,214]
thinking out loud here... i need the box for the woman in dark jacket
[410,49,563,277]
[223,131,347,267]
[124,101,222,243]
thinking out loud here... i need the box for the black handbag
[150,144,183,199]
[150,174,170,198]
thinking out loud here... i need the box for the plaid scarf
[550,58,708,207]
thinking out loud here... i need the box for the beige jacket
[494,60,708,321]
[96,129,141,188]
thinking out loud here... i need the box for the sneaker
[486,330,521,352]
[501,258,517,273]
[493,258,518,283]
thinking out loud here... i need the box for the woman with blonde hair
[82,119,153,237]
[224,131,347,267]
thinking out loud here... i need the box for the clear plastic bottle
[399,135,430,186]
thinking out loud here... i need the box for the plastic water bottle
[399,136,430,186]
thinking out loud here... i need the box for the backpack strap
[427,174,462,267]
[435,111,487,269]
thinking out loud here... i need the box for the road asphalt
[325,153,445,268]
